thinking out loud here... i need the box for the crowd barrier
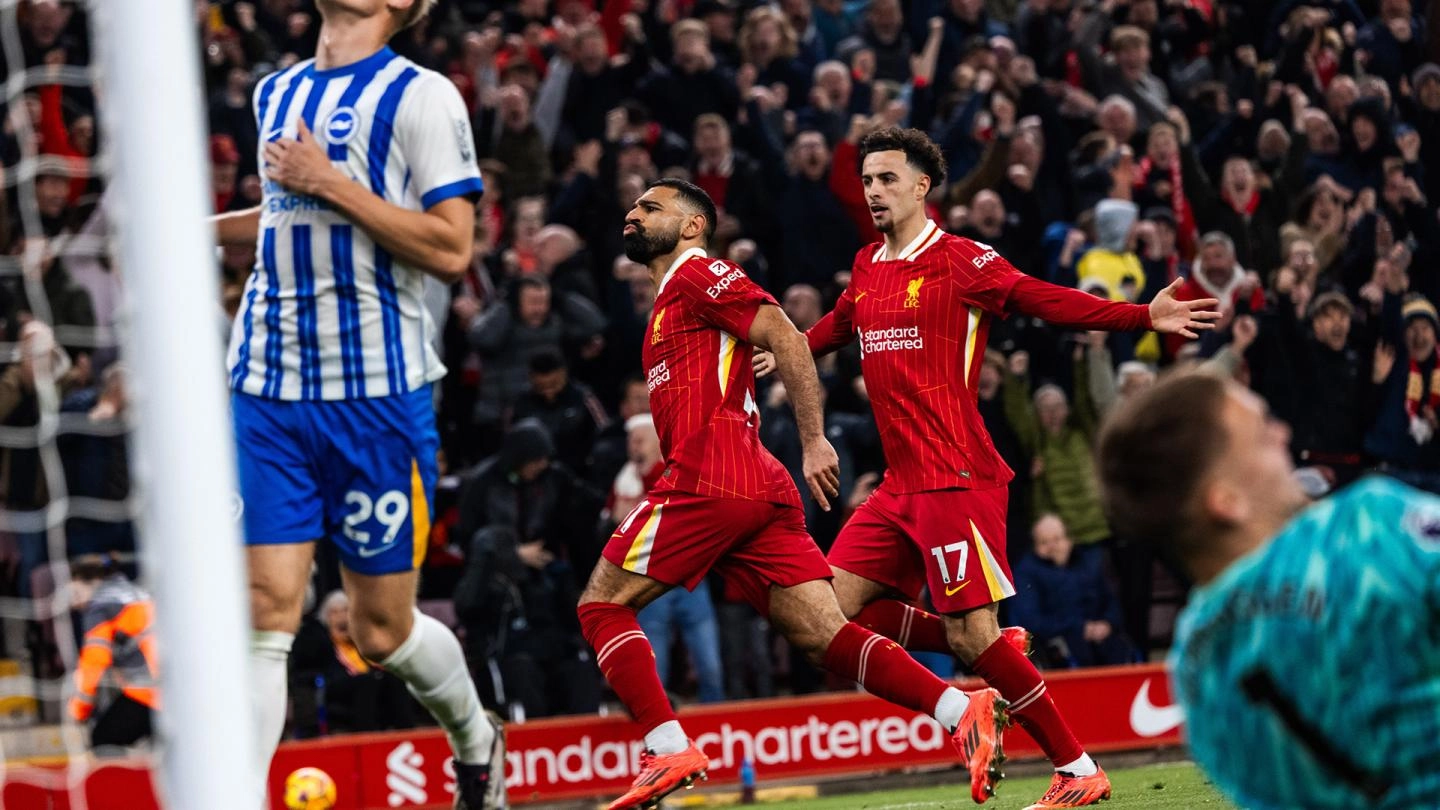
[1,663,1185,809]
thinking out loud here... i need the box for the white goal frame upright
[90,2,254,808]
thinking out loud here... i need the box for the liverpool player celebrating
[759,128,1219,809]
[580,179,1012,809]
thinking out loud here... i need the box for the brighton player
[757,127,1218,808]
[210,1,502,807]
[581,178,1013,810]
[1097,373,1440,809]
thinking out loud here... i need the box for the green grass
[770,762,1233,809]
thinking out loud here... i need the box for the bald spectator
[1096,96,1138,149]
[797,60,858,144]
[1010,515,1136,669]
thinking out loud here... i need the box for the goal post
[89,1,254,807]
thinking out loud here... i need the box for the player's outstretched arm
[1008,274,1220,336]
[264,120,473,283]
[212,206,261,247]
[749,305,841,510]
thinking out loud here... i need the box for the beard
[872,209,895,234]
[623,222,681,264]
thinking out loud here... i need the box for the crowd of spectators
[4,0,1440,733]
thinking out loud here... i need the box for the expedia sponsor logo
[972,249,1000,269]
[647,361,671,392]
[706,268,747,298]
[860,326,924,355]
[264,179,332,213]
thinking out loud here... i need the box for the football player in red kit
[758,128,1219,808]
[579,179,1015,809]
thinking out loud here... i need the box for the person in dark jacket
[1247,287,1373,487]
[451,419,604,717]
[1178,95,1311,273]
[510,349,611,478]
[637,20,741,138]
[777,129,862,291]
[468,275,607,435]
[290,590,417,738]
[1366,293,1440,492]
[589,373,651,490]
[1009,515,1136,669]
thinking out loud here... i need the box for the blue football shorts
[232,386,439,575]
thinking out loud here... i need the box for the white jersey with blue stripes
[227,46,483,401]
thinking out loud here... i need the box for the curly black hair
[857,127,948,189]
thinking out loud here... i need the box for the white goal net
[0,2,251,808]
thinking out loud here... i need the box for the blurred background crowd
[2,0,1439,741]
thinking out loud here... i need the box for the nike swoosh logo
[357,543,397,558]
[854,291,868,301]
[1129,678,1185,737]
[944,581,971,596]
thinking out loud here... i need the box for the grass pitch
[769,761,1233,809]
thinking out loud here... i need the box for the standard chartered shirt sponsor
[860,326,924,355]
[646,360,671,392]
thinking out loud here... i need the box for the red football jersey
[808,221,1150,494]
[643,248,801,507]
[808,222,1018,493]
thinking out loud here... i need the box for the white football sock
[380,609,495,764]
[934,687,971,731]
[644,720,689,755]
[1058,753,1097,776]
[250,630,294,805]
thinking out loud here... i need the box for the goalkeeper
[1096,373,1440,810]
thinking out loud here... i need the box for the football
[283,766,337,810]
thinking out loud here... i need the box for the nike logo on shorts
[945,581,971,596]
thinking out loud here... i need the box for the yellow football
[283,766,337,810]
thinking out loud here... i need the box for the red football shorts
[828,484,1014,614]
[602,491,832,615]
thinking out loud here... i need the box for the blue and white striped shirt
[227,46,483,401]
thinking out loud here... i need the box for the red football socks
[822,622,949,714]
[853,598,950,653]
[577,602,676,732]
[970,636,1084,767]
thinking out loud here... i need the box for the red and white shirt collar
[656,246,707,296]
[873,219,943,262]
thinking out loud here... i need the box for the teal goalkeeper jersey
[1171,476,1440,810]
